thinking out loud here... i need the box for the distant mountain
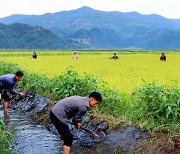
[67,28,180,49]
[137,30,180,49]
[0,7,180,49]
[66,28,126,49]
[0,23,80,49]
[1,6,180,33]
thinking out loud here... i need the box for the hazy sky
[0,0,179,19]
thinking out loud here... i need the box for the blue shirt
[0,74,17,95]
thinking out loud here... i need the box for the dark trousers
[50,111,73,147]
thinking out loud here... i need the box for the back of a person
[114,55,118,59]
[160,53,166,61]
[51,96,89,123]
[73,54,78,59]
[0,74,15,86]
[0,74,14,79]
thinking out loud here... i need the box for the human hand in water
[75,123,81,129]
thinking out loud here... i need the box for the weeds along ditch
[0,61,179,134]
[0,118,11,153]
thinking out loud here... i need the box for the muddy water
[0,107,62,154]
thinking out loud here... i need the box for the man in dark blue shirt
[0,70,24,112]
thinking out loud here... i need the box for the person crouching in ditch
[50,91,102,154]
[0,70,24,113]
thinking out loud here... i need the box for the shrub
[132,81,180,130]
[0,62,124,116]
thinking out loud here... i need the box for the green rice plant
[0,50,179,133]
[0,51,179,94]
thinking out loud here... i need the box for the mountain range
[0,6,180,49]
[0,23,82,49]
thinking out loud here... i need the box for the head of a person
[74,52,76,55]
[88,91,102,107]
[162,52,164,55]
[15,70,24,81]
[114,53,116,56]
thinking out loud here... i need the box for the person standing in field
[110,53,119,60]
[32,52,37,59]
[0,71,24,112]
[73,52,78,59]
[160,52,166,61]
[50,91,102,154]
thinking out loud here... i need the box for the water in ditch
[0,107,62,154]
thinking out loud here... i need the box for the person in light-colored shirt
[73,52,78,59]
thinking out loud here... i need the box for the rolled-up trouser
[50,110,73,147]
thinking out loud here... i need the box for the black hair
[89,91,102,102]
[15,70,24,76]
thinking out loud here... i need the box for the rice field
[0,51,179,94]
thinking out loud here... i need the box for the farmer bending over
[50,91,102,154]
[32,52,37,59]
[0,71,24,112]
[160,52,166,61]
[110,53,118,60]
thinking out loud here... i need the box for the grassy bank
[0,118,11,153]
